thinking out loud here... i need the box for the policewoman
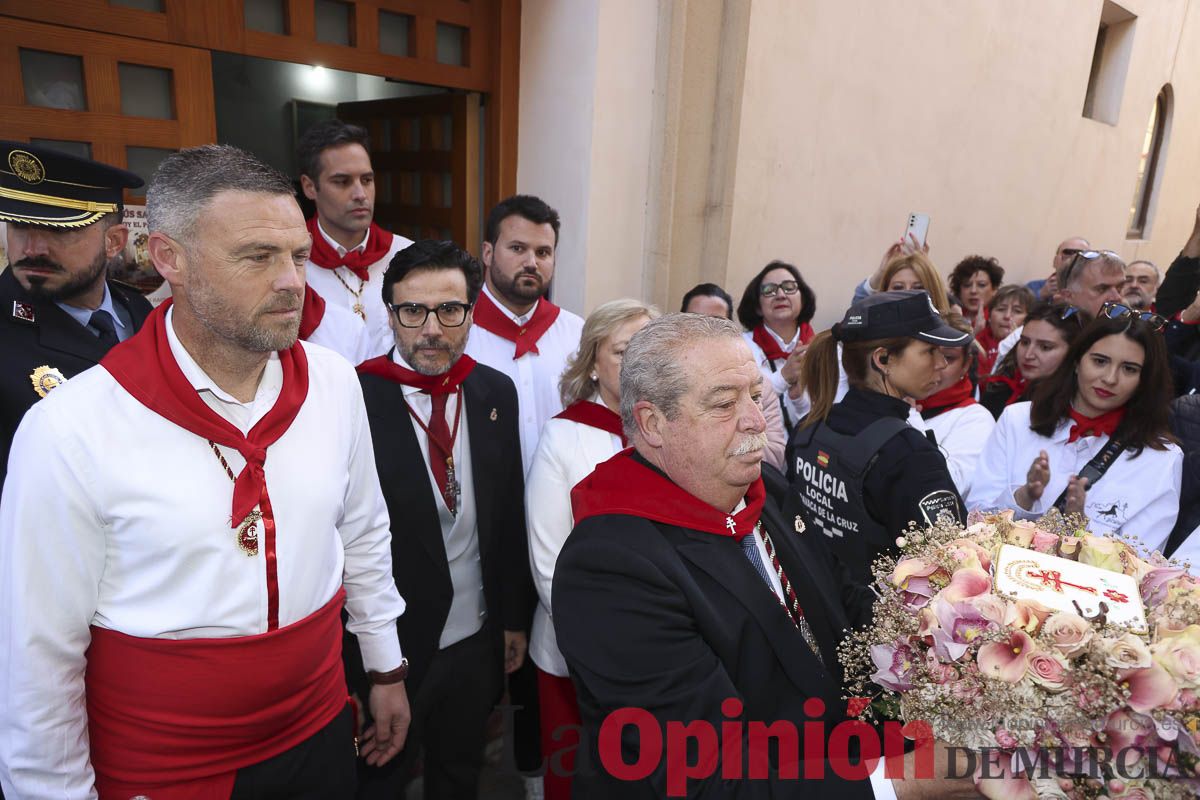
[787,291,969,587]
[0,141,150,495]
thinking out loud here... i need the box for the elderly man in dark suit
[0,141,151,495]
[553,313,978,799]
[349,239,535,799]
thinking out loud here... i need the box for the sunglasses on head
[1058,305,1087,326]
[1061,249,1124,288]
[1098,301,1166,332]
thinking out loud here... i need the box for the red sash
[86,588,348,800]
[305,217,395,282]
[472,291,562,358]
[298,284,326,341]
[555,399,626,445]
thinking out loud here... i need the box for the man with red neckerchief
[465,194,584,474]
[352,239,533,799]
[552,314,978,799]
[298,120,413,361]
[0,145,409,800]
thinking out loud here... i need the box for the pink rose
[924,650,958,684]
[994,728,1019,749]
[1030,529,1060,554]
[1042,612,1094,657]
[965,594,1008,625]
[946,538,994,572]
[1103,633,1153,670]
[1152,624,1200,689]
[1027,651,1069,692]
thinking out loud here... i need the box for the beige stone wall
[518,0,1200,328]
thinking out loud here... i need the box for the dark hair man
[0,145,409,797]
[298,119,412,360]
[681,282,734,319]
[464,194,583,473]
[352,239,534,798]
[0,141,152,496]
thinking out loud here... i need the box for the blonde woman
[525,298,658,800]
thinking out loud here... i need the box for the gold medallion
[8,150,45,185]
[352,302,366,321]
[29,365,66,398]
[236,510,262,557]
[794,516,806,534]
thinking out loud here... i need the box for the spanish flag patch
[816,451,830,468]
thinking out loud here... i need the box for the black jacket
[1166,395,1200,556]
[348,362,535,698]
[0,268,152,493]
[554,483,875,798]
[791,388,964,544]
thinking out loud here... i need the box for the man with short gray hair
[1122,259,1160,310]
[553,314,974,798]
[0,144,409,799]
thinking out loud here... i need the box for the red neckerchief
[357,352,477,395]
[555,399,626,445]
[981,370,1028,406]
[571,449,765,540]
[920,375,976,419]
[750,323,814,362]
[101,300,309,532]
[1067,406,1126,443]
[298,285,325,341]
[305,217,395,282]
[472,290,562,359]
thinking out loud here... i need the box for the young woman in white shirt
[969,308,1182,544]
[918,312,995,497]
[524,298,658,800]
[979,301,1089,418]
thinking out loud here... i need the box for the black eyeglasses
[760,280,800,298]
[387,301,472,328]
[1061,249,1124,288]
[1098,301,1166,332]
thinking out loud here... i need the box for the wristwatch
[368,658,409,685]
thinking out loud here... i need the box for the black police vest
[788,417,909,587]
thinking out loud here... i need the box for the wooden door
[337,93,481,252]
[0,16,216,204]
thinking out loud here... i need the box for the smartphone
[903,212,931,249]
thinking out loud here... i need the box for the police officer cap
[0,140,143,229]
[832,290,971,346]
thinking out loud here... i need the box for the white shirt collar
[165,306,282,408]
[482,283,538,325]
[390,349,428,398]
[316,219,369,257]
[763,324,800,350]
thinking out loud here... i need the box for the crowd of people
[0,119,1198,800]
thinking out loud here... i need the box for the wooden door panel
[338,92,480,250]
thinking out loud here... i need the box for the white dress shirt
[464,284,583,474]
[967,402,1182,548]
[391,351,486,648]
[526,397,623,676]
[743,327,804,422]
[306,299,374,365]
[305,220,412,360]
[0,313,404,799]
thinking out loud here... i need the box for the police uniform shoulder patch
[12,300,36,323]
[917,489,959,526]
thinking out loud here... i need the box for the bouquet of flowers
[839,509,1200,799]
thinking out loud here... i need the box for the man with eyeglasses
[352,239,535,799]
[994,246,1126,371]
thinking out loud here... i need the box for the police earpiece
[879,353,889,365]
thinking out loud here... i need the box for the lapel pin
[489,408,498,421]
[12,301,35,323]
[794,516,806,534]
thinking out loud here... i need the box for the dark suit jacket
[0,269,152,493]
[351,362,536,697]
[553,485,877,799]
